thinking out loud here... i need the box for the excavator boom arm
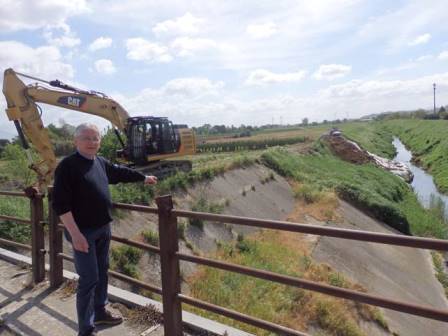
[2,68,130,189]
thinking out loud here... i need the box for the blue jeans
[65,224,111,335]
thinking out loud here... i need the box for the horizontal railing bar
[0,191,28,197]
[108,270,163,295]
[179,294,308,336]
[112,202,158,214]
[0,237,32,250]
[0,214,31,224]
[177,252,448,322]
[111,235,160,254]
[59,224,160,253]
[59,253,163,295]
[173,210,448,251]
[59,253,74,262]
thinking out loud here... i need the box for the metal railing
[0,189,45,283]
[44,193,448,336]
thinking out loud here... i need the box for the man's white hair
[74,123,100,138]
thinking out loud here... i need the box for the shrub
[110,245,143,278]
[0,195,31,243]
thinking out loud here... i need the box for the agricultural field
[1,121,448,335]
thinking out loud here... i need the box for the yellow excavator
[2,68,196,191]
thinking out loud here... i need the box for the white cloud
[416,54,433,62]
[162,78,224,97]
[245,69,306,86]
[321,73,448,99]
[313,64,351,81]
[246,22,278,39]
[94,59,116,75]
[438,51,448,60]
[43,23,81,48]
[153,12,204,36]
[0,0,89,32]
[408,33,431,46]
[126,38,173,63]
[0,41,74,79]
[357,2,447,52]
[171,37,219,57]
[89,37,113,51]
[0,41,76,139]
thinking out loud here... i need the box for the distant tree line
[374,106,448,121]
[0,122,76,157]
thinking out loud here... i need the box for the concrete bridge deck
[0,249,252,336]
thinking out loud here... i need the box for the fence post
[156,195,183,335]
[26,187,46,283]
[48,187,63,288]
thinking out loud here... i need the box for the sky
[1,0,448,139]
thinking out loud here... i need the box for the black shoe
[94,309,123,326]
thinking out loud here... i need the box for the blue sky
[1,0,448,139]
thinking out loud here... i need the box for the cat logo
[57,96,86,109]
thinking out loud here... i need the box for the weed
[110,245,143,279]
[177,220,187,240]
[294,184,323,204]
[142,230,159,247]
[328,272,347,288]
[0,195,31,243]
[189,197,224,230]
[431,251,448,298]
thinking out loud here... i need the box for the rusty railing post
[156,195,183,335]
[27,187,46,283]
[48,187,63,288]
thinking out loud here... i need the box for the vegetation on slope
[339,122,396,159]
[262,147,447,239]
[188,230,389,335]
[382,119,448,193]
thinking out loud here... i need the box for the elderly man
[52,123,157,336]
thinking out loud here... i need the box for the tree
[302,118,309,126]
[0,139,10,156]
[98,127,122,162]
[438,106,447,120]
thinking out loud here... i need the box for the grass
[110,245,143,279]
[262,147,448,239]
[141,230,159,246]
[187,230,388,335]
[339,122,396,158]
[0,195,32,243]
[110,152,258,205]
[431,252,448,298]
[189,197,225,230]
[381,119,448,193]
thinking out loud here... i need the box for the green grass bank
[262,147,447,239]
[381,119,448,194]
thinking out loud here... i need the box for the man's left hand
[144,175,158,185]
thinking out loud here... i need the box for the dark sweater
[52,152,145,229]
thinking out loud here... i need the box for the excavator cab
[126,117,181,164]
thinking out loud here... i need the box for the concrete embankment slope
[312,200,448,336]
[113,163,447,335]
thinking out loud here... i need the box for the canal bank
[392,137,448,271]
[393,137,448,217]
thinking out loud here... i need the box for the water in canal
[393,137,448,217]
